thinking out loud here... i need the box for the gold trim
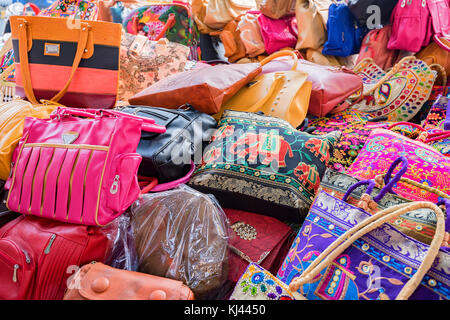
[80,150,93,223]
[24,143,109,151]
[53,149,66,219]
[18,145,34,212]
[44,42,60,56]
[95,134,115,226]
[67,150,80,221]
[28,147,42,214]
[6,134,29,209]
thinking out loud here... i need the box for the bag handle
[22,2,41,15]
[434,35,450,53]
[289,201,447,299]
[154,13,176,41]
[387,122,450,144]
[139,161,195,194]
[17,18,91,104]
[260,50,298,71]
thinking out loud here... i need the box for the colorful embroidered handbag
[188,110,342,223]
[423,94,450,130]
[306,109,392,172]
[216,51,312,128]
[123,1,201,60]
[4,107,161,226]
[10,16,122,109]
[352,56,438,121]
[118,33,190,102]
[230,262,304,300]
[38,0,99,20]
[277,191,449,300]
[345,128,450,203]
[224,208,295,298]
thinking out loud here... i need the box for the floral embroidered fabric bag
[188,110,341,223]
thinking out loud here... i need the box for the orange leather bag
[128,62,262,114]
[416,37,450,76]
[210,18,247,63]
[64,262,195,300]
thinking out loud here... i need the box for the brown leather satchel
[63,262,195,300]
[128,62,262,114]
[416,37,450,76]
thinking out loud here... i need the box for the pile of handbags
[0,0,449,301]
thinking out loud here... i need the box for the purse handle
[22,2,41,16]
[387,122,450,144]
[17,18,91,104]
[289,201,446,299]
[259,50,299,71]
[434,35,450,53]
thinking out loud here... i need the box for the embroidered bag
[277,188,449,300]
[306,109,392,172]
[188,110,342,223]
[352,56,438,121]
[39,0,99,20]
[123,2,201,60]
[345,128,450,203]
[423,94,450,130]
[118,34,190,102]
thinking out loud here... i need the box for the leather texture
[0,215,110,300]
[128,62,262,114]
[217,51,312,128]
[259,0,296,19]
[258,13,298,54]
[238,12,266,58]
[261,54,363,117]
[416,37,450,76]
[117,105,217,183]
[203,0,257,30]
[5,107,144,226]
[210,19,247,63]
[295,0,326,50]
[356,26,401,71]
[64,262,195,300]
[9,16,121,108]
[0,99,58,181]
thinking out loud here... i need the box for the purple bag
[277,159,450,300]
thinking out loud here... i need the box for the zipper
[110,175,119,195]
[12,264,19,282]
[22,250,30,264]
[0,251,20,283]
[44,234,56,254]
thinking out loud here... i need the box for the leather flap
[76,262,194,300]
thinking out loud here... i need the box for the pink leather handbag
[388,0,433,52]
[5,107,164,226]
[257,13,298,54]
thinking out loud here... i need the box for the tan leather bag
[305,47,341,66]
[210,18,247,63]
[128,62,262,114]
[238,12,266,57]
[311,0,332,27]
[192,0,216,34]
[259,0,296,19]
[203,0,258,30]
[416,37,450,76]
[63,262,195,300]
[295,0,326,50]
[216,50,312,128]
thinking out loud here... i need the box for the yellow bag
[214,51,312,128]
[0,100,58,180]
[204,0,258,30]
[295,0,326,50]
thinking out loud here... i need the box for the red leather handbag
[261,54,363,117]
[0,215,112,300]
[5,107,164,226]
[223,208,294,298]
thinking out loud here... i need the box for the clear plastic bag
[130,185,230,300]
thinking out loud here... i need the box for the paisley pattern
[277,191,450,300]
[346,129,450,202]
[352,57,437,122]
[188,110,341,223]
[39,0,98,20]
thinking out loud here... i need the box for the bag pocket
[0,239,34,300]
[106,153,142,215]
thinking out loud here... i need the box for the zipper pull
[22,250,31,264]
[44,234,56,254]
[110,175,120,194]
[13,264,19,282]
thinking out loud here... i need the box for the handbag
[122,2,201,60]
[10,16,122,109]
[118,33,190,102]
[295,0,326,50]
[388,0,433,52]
[238,11,266,58]
[427,0,450,41]
[188,110,342,223]
[4,107,162,226]
[259,0,296,19]
[224,208,294,298]
[345,128,450,202]
[203,0,257,30]
[304,47,341,66]
[0,99,58,181]
[356,26,401,71]
[130,185,229,300]
[260,51,364,117]
[116,105,217,184]
[348,0,399,28]
[210,18,247,63]
[352,56,438,121]
[64,262,195,300]
[423,94,450,130]
[0,214,112,300]
[38,0,99,19]
[128,62,262,114]
[322,2,367,57]
[416,37,450,76]
[216,51,312,128]
[277,186,449,300]
[257,13,298,55]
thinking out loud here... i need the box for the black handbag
[117,105,217,183]
[348,0,399,28]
